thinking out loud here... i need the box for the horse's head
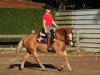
[64,28,74,46]
[55,27,73,46]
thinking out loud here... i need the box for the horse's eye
[61,38,65,41]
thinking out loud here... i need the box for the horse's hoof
[41,68,46,71]
[68,69,73,72]
[58,67,63,71]
[19,67,23,70]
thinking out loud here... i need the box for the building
[0,0,44,8]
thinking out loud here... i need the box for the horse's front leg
[57,50,73,72]
[63,51,73,72]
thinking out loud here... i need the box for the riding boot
[50,29,55,42]
[47,35,52,52]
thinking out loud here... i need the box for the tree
[32,0,100,10]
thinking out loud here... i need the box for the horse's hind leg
[20,52,30,70]
[31,50,46,71]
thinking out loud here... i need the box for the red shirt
[42,13,53,26]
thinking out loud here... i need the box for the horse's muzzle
[69,40,76,47]
[69,40,74,47]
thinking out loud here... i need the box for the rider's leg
[50,29,55,42]
[47,34,52,51]
[45,26,53,51]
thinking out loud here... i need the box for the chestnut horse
[13,27,73,71]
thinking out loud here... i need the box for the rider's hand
[45,29,47,33]
[56,26,59,29]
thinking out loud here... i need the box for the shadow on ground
[7,61,58,70]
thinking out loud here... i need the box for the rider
[42,4,58,51]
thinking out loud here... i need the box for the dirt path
[0,51,100,75]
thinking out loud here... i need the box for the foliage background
[0,8,44,35]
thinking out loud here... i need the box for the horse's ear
[70,28,73,32]
[65,28,72,33]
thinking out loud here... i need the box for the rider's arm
[52,20,58,28]
[43,20,47,33]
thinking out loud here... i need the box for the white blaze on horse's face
[68,33,72,41]
[68,33,73,47]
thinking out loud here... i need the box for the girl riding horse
[12,27,73,72]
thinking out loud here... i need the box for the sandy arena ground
[0,50,100,75]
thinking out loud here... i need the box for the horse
[13,27,73,72]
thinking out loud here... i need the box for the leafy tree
[32,0,100,10]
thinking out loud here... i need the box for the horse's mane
[55,27,71,35]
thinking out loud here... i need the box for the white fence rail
[55,9,100,52]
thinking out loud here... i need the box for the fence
[0,30,36,50]
[0,35,26,50]
[55,9,100,52]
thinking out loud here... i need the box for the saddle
[37,32,47,43]
[37,29,55,44]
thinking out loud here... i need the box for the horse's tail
[10,37,24,61]
[15,37,24,57]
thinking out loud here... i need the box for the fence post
[76,32,80,53]
[31,30,35,33]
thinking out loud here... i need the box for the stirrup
[47,46,53,52]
